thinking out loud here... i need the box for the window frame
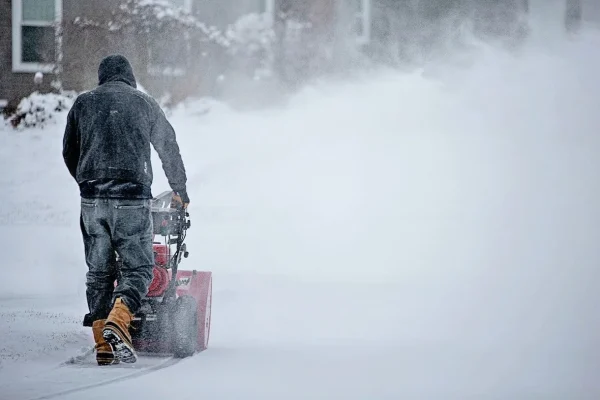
[11,0,63,73]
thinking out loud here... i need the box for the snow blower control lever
[151,191,191,294]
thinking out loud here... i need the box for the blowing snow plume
[1,4,600,398]
[170,21,600,396]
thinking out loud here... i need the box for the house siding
[0,0,56,110]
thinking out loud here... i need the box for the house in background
[1,0,142,111]
[0,0,521,111]
[0,0,294,111]
[1,0,63,110]
[3,0,588,113]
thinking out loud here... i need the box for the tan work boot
[102,298,137,363]
[92,319,119,365]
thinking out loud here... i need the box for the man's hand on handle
[172,191,190,209]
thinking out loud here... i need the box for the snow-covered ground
[2,19,600,399]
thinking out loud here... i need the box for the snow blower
[129,190,212,357]
[83,190,212,358]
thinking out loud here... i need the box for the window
[12,0,62,73]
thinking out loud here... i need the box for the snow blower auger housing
[126,190,212,357]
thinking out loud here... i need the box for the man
[62,54,189,365]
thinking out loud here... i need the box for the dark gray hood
[97,54,137,88]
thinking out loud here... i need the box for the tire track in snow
[22,354,181,400]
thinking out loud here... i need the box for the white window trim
[12,0,63,73]
[356,0,371,45]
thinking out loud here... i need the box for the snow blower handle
[171,191,190,210]
[161,198,190,302]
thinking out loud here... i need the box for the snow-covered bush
[69,0,231,103]
[73,0,228,45]
[225,13,276,80]
[8,91,77,130]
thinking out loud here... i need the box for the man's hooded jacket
[62,54,187,200]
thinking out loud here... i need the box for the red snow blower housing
[84,191,212,358]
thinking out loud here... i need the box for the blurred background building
[0,0,596,112]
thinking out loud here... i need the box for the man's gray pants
[80,198,154,321]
